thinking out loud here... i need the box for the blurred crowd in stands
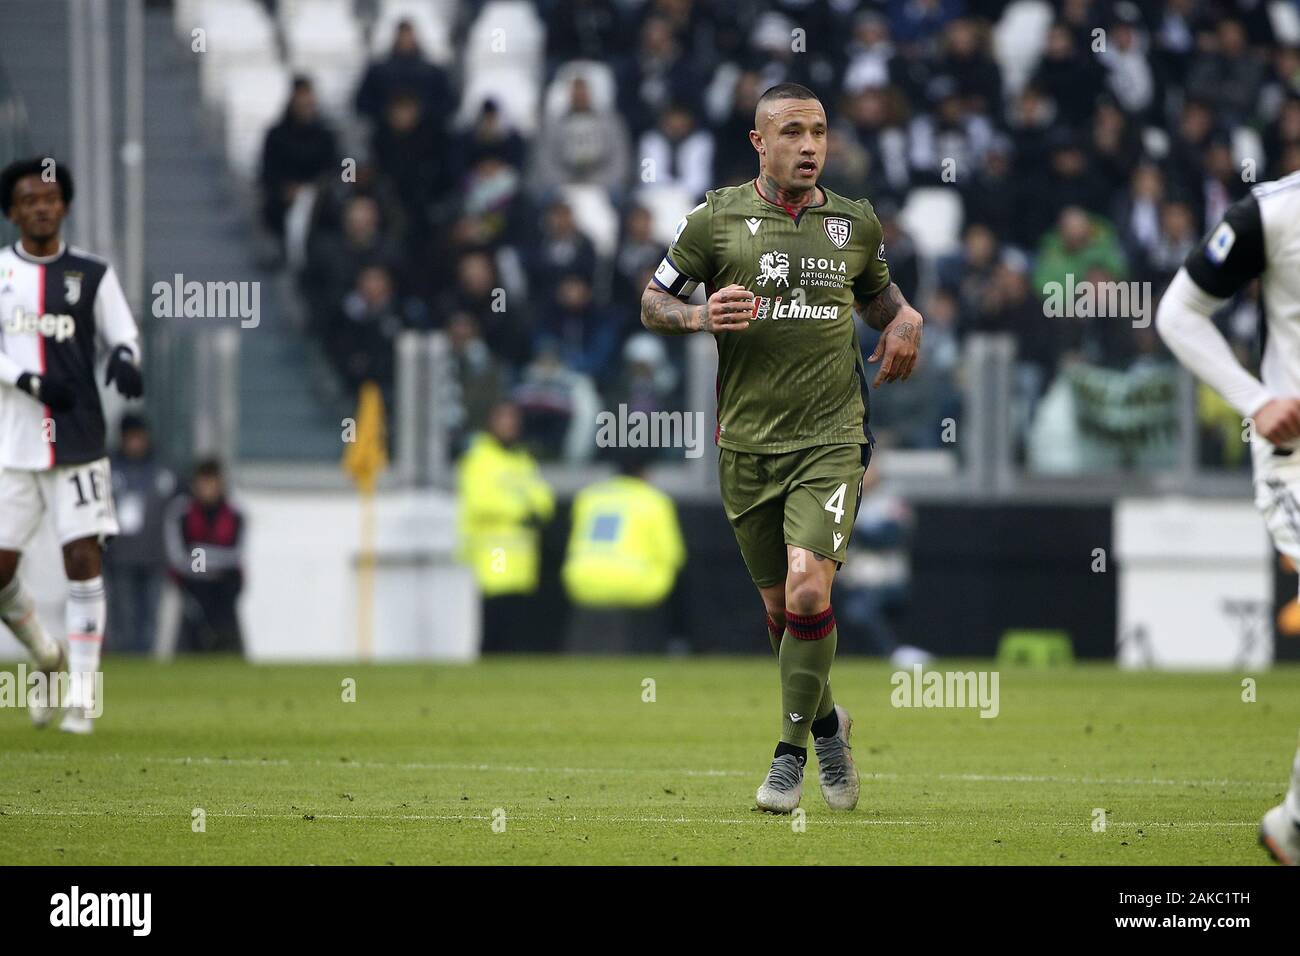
[258,0,1300,470]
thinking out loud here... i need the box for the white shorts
[0,458,120,550]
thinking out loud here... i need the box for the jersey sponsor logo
[756,251,790,287]
[800,256,849,289]
[745,217,762,235]
[824,216,851,249]
[750,295,839,321]
[801,257,847,273]
[1206,221,1236,264]
[3,307,76,342]
[63,272,82,305]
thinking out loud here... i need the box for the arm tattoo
[861,282,904,331]
[641,286,701,335]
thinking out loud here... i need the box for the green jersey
[653,180,891,454]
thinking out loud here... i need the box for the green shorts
[718,442,871,589]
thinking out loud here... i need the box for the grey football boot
[755,753,805,813]
[813,704,860,810]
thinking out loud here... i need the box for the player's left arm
[857,283,923,387]
[854,244,922,391]
[853,201,921,387]
[95,265,144,398]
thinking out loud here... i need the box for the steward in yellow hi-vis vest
[562,458,685,609]
[456,403,554,597]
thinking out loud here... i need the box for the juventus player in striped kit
[1156,170,1300,864]
[0,158,143,733]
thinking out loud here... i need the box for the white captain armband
[652,256,700,300]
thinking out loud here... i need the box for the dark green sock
[815,679,835,720]
[779,608,838,746]
[770,613,834,720]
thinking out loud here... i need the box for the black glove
[105,345,144,398]
[15,371,75,412]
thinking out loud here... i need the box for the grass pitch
[0,657,1295,865]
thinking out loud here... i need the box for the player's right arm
[1154,191,1299,443]
[640,196,754,335]
[641,283,754,334]
[0,350,75,411]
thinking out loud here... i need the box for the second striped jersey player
[0,158,144,734]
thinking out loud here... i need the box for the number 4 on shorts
[824,483,847,524]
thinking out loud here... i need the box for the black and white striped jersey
[1184,171,1300,400]
[0,242,139,470]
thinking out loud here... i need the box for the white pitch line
[0,751,1279,789]
[0,806,1262,828]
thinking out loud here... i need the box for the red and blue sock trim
[785,607,835,641]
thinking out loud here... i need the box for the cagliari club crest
[63,273,82,306]
[823,216,851,249]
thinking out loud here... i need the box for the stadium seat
[992,0,1053,97]
[277,0,356,33]
[190,0,279,111]
[222,63,293,179]
[369,0,456,66]
[899,187,964,259]
[284,3,367,119]
[463,1,545,78]
[542,61,618,119]
[1233,126,1266,176]
[560,184,619,258]
[1270,0,1300,44]
[635,185,698,247]
[457,67,542,134]
[172,0,203,41]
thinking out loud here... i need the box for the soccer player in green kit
[640,83,923,813]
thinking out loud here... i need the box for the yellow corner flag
[342,381,388,660]
[342,381,389,492]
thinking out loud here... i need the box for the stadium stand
[158,0,1300,470]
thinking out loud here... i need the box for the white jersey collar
[13,240,66,264]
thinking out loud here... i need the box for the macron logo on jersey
[3,307,76,342]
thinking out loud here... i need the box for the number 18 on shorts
[0,458,120,549]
